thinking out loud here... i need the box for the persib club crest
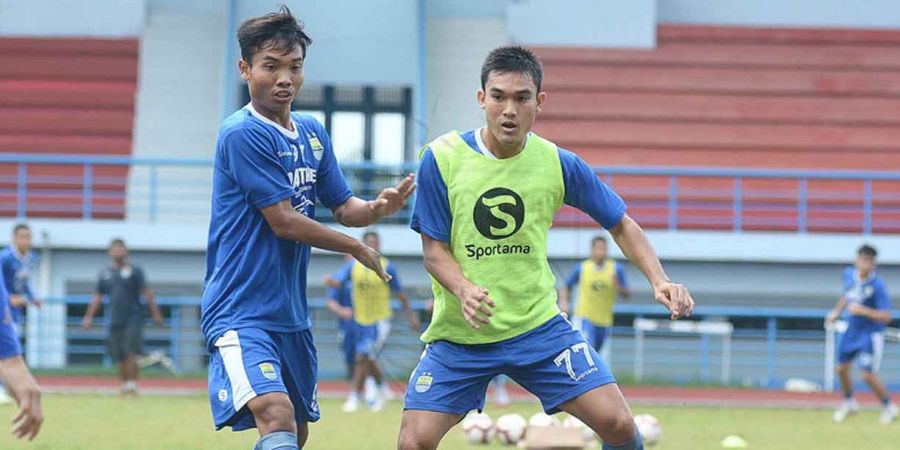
[309,134,325,161]
[259,363,278,380]
[414,372,433,393]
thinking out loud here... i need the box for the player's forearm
[609,215,670,290]
[865,307,892,324]
[422,238,478,298]
[0,356,39,400]
[83,295,102,319]
[333,197,380,227]
[268,205,365,255]
[325,299,343,316]
[558,287,570,310]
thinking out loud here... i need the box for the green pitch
[0,394,895,449]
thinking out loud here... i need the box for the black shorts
[108,322,143,361]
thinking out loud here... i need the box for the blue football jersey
[843,267,891,334]
[201,104,352,347]
[0,246,37,322]
[0,275,21,359]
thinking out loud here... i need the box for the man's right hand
[456,284,495,330]
[826,309,840,324]
[9,295,26,308]
[352,244,390,282]
[80,317,92,329]
[338,306,353,321]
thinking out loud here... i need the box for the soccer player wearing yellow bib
[560,236,631,353]
[397,47,694,450]
[333,231,420,413]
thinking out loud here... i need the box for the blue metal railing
[3,154,900,233]
[23,296,900,388]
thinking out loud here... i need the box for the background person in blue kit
[826,244,897,424]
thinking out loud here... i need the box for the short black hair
[12,223,29,235]
[591,236,607,246]
[237,5,312,65]
[480,46,543,93]
[110,238,126,248]
[858,244,877,258]
[363,230,379,241]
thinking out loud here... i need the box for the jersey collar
[245,103,299,140]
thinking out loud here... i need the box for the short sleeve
[309,119,353,209]
[875,282,891,311]
[842,268,854,292]
[559,149,626,230]
[222,128,294,209]
[135,268,147,292]
[326,286,340,301]
[565,263,582,289]
[615,263,628,289]
[333,261,353,285]
[386,262,403,293]
[95,271,108,295]
[410,148,452,242]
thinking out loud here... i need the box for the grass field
[0,394,896,449]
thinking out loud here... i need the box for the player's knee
[597,411,636,444]
[250,395,296,433]
[860,370,876,382]
[837,364,851,375]
[397,423,438,450]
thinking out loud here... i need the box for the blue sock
[603,431,644,450]
[254,431,298,450]
[843,390,853,400]
[881,396,891,407]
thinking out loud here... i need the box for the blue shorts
[207,328,320,431]
[838,330,885,373]
[404,315,615,415]
[571,316,609,351]
[353,319,391,359]
[338,321,356,371]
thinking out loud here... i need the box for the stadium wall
[659,0,900,28]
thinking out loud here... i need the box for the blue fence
[21,296,900,390]
[3,154,900,233]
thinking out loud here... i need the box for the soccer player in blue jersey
[0,223,42,405]
[0,275,42,440]
[0,224,43,327]
[827,244,897,424]
[201,7,415,450]
[398,46,694,450]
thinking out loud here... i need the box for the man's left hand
[370,174,416,219]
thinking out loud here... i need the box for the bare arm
[608,214,694,319]
[81,292,103,328]
[260,200,388,281]
[396,290,421,331]
[0,356,42,440]
[325,298,353,321]
[826,297,847,324]
[846,303,892,324]
[421,234,494,329]
[558,286,571,315]
[144,288,164,326]
[331,174,416,227]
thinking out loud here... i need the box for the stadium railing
[3,154,900,233]
[23,296,900,392]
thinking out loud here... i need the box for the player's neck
[857,268,872,280]
[480,128,524,159]
[12,245,27,258]
[249,100,294,131]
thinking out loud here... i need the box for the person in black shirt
[82,238,163,395]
